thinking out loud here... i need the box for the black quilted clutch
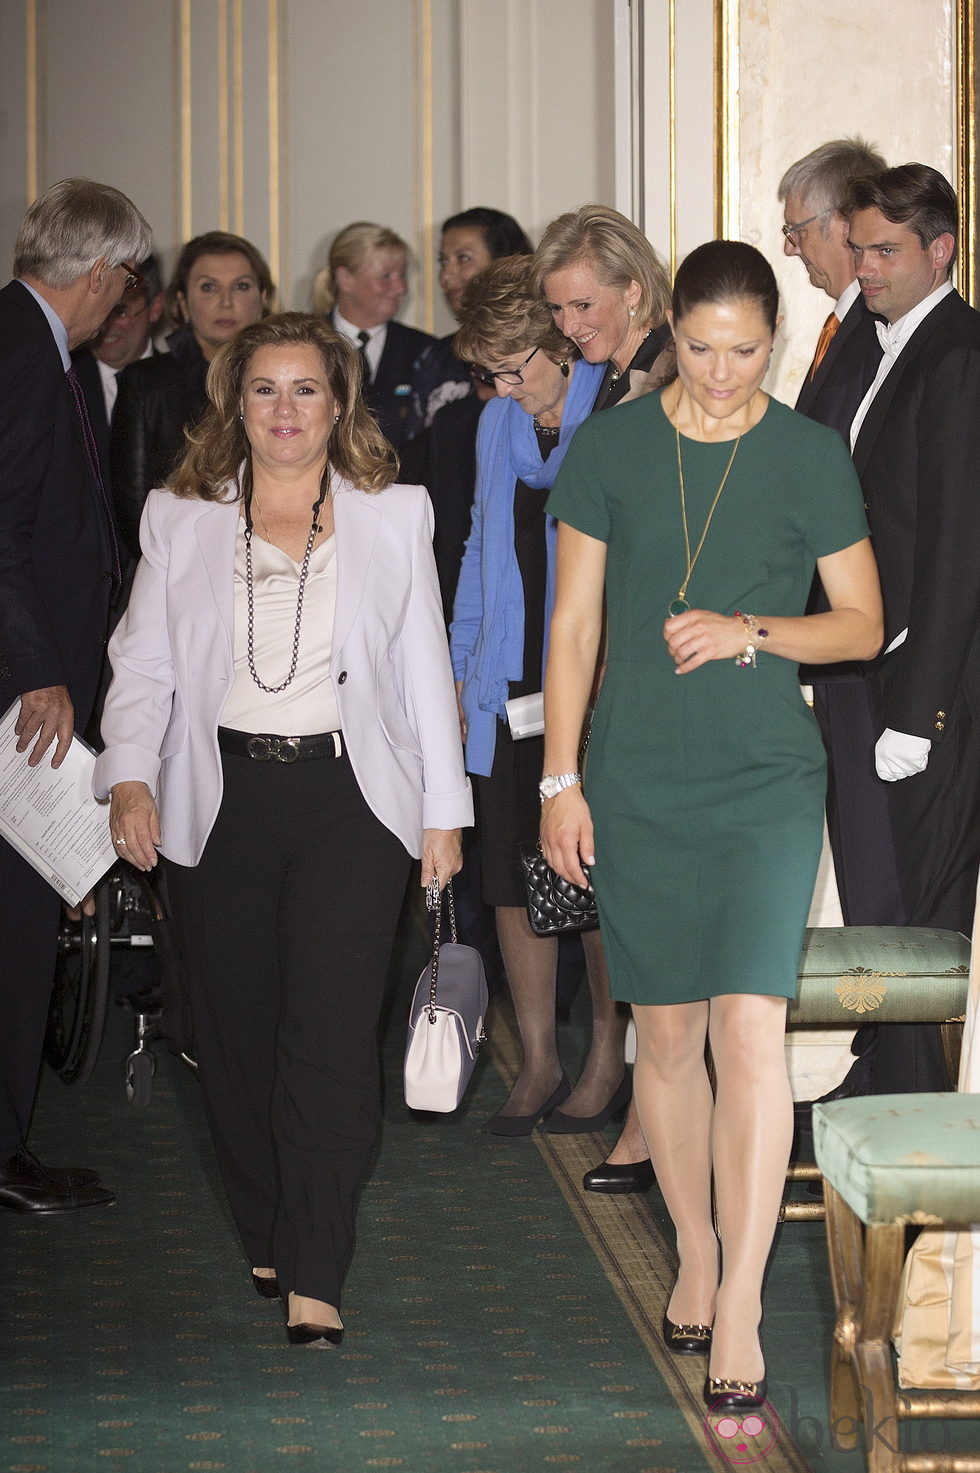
[519,842,599,936]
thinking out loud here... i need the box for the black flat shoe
[540,1073,632,1134]
[704,1375,767,1410]
[662,1313,712,1356]
[286,1322,344,1348]
[483,1074,571,1137]
[252,1272,281,1299]
[582,1158,654,1194]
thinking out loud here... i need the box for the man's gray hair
[13,178,151,288]
[778,138,887,220]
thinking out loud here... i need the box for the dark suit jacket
[852,289,980,739]
[111,328,209,562]
[795,292,883,441]
[795,292,882,683]
[362,319,437,450]
[0,281,113,729]
[70,348,113,491]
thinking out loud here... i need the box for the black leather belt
[217,727,343,762]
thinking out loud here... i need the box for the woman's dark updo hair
[441,207,532,258]
[672,240,779,335]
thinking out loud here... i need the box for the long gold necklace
[668,417,742,617]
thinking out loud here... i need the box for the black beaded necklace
[242,481,329,693]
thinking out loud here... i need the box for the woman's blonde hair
[532,204,670,330]
[169,312,396,501]
[312,221,409,315]
[452,255,577,368]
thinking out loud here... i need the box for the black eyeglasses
[468,346,539,387]
[781,209,831,242]
[118,261,144,292]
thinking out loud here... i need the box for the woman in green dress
[540,241,883,1409]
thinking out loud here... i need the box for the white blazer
[94,477,473,866]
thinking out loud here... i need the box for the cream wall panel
[457,0,618,250]
[285,0,459,330]
[732,0,955,403]
[636,0,716,276]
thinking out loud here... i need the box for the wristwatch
[538,772,582,802]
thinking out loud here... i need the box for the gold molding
[25,0,39,201]
[713,0,739,239]
[957,0,976,306]
[419,0,434,333]
[668,0,677,274]
[233,0,244,235]
[267,0,281,298]
[180,0,192,241]
[218,0,229,230]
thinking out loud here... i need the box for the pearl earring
[628,306,636,318]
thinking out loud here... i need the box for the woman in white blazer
[95,313,472,1348]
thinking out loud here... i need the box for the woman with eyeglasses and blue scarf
[450,254,625,1137]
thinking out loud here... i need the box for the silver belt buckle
[246,735,301,763]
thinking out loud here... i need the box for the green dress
[546,394,870,1005]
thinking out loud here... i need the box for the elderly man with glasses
[776,140,905,1105]
[0,178,150,1214]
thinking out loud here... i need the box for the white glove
[875,728,932,782]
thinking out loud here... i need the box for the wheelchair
[46,861,193,1104]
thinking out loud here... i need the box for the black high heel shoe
[703,1375,768,1410]
[483,1073,571,1137]
[252,1271,281,1299]
[540,1072,632,1134]
[286,1322,344,1348]
[662,1313,712,1356]
[582,1157,654,1194]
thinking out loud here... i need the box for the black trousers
[813,676,906,927]
[0,838,63,1160]
[165,749,410,1307]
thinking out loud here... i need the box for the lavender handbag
[404,879,489,1112]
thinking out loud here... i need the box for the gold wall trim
[180,0,192,241]
[218,0,229,230]
[268,0,281,298]
[668,0,677,274]
[233,0,244,235]
[25,0,39,200]
[419,0,434,333]
[958,0,976,306]
[713,0,739,239]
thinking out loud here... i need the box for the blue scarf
[451,359,603,776]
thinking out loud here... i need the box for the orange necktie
[808,311,840,381]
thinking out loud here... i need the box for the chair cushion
[813,1093,980,1226]
[789,927,969,1026]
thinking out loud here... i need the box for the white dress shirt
[96,340,154,422]
[849,280,954,451]
[333,309,386,382]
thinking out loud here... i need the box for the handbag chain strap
[424,878,458,1023]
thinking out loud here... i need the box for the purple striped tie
[65,364,121,588]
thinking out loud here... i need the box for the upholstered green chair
[783,928,970,1222]
[813,1093,980,1473]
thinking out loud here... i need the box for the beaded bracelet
[734,611,769,668]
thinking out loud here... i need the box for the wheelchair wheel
[47,881,112,1086]
[125,1048,155,1107]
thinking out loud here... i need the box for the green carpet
[4,975,709,1472]
[6,947,976,1472]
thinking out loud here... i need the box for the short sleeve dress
[546,393,870,1005]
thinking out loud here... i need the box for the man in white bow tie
[847,163,980,1088]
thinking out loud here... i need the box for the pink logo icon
[702,1398,780,1465]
